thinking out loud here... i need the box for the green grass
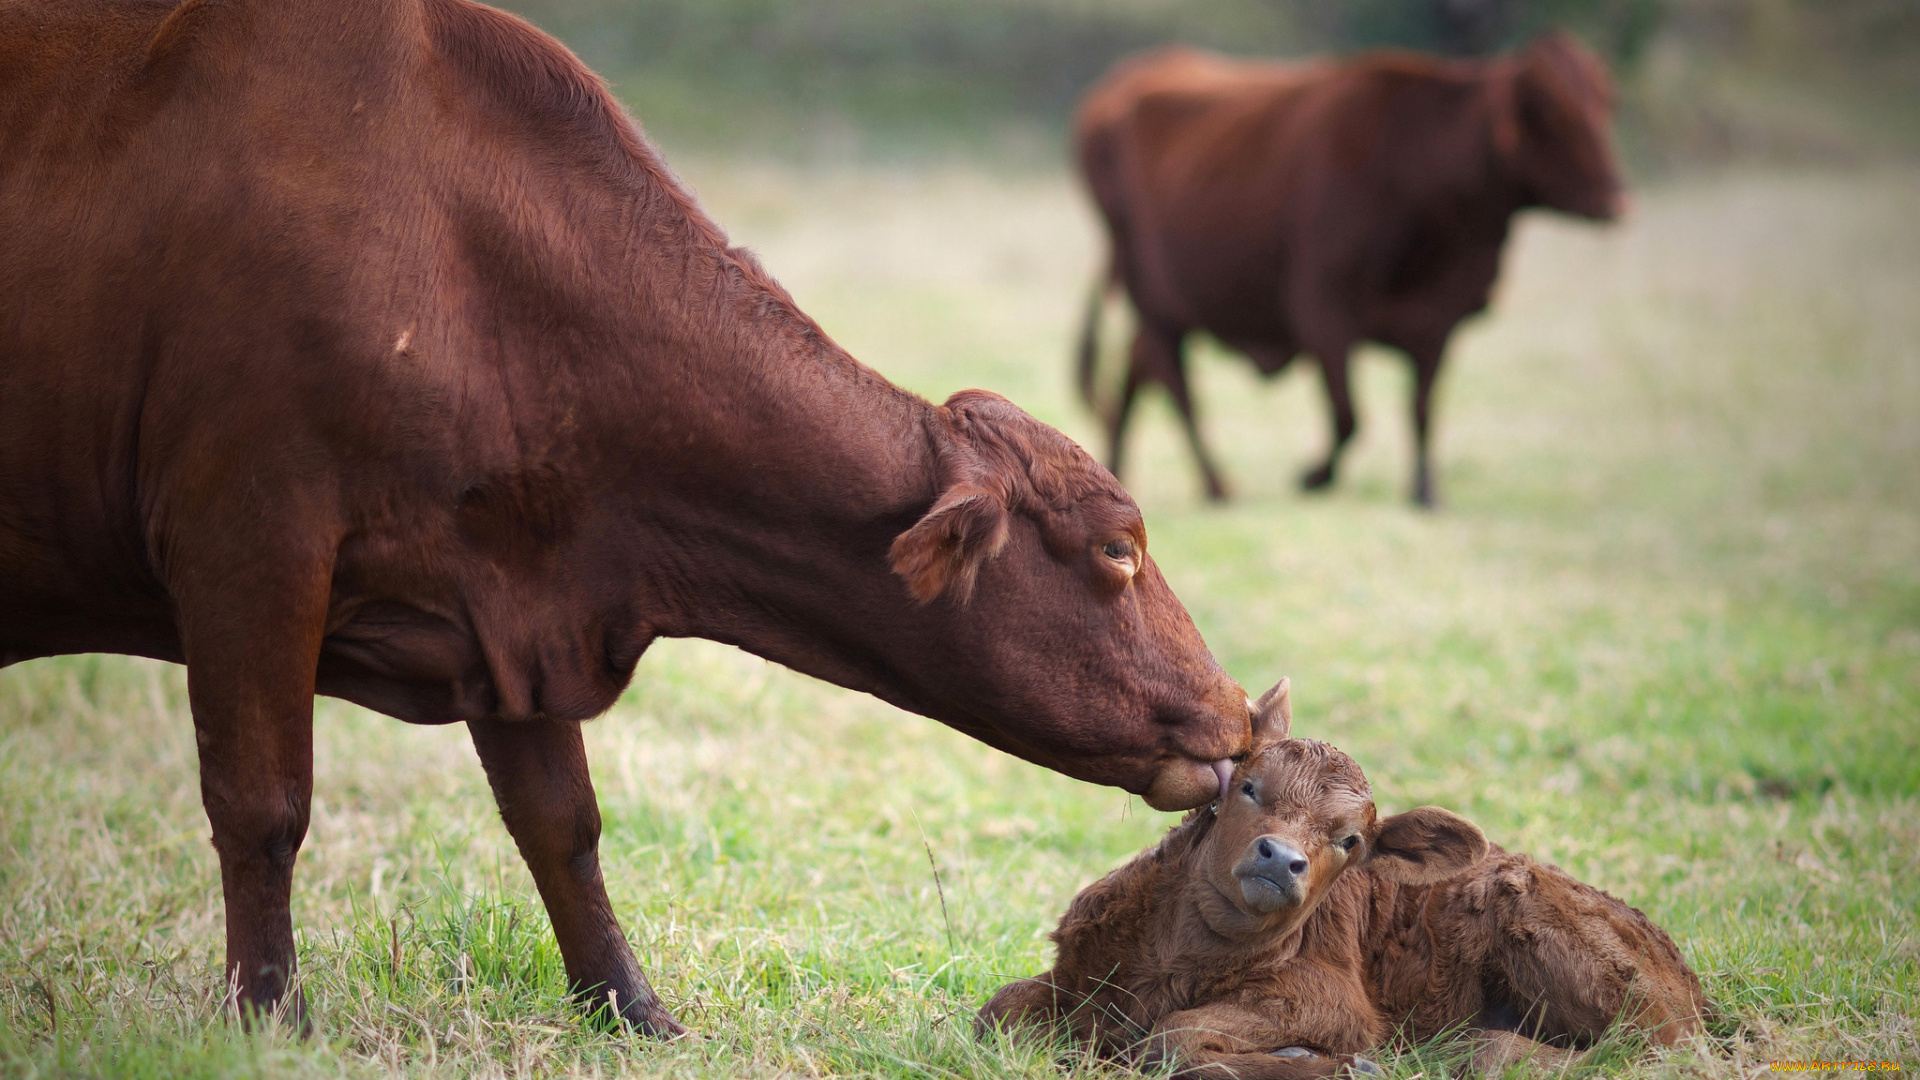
[3,164,1917,1077]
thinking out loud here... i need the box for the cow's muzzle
[1141,755,1235,812]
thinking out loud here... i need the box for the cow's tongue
[1212,759,1235,801]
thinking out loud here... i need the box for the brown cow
[1074,34,1624,506]
[980,680,1711,1077]
[0,0,1252,1034]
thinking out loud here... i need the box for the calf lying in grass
[980,680,1710,1077]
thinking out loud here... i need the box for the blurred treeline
[498,0,1920,168]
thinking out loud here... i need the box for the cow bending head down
[979,680,1712,1078]
[0,0,1248,1035]
[890,391,1243,811]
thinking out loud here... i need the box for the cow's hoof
[1346,1056,1384,1077]
[1300,463,1336,491]
[627,1006,687,1039]
[585,992,686,1039]
[1272,1046,1316,1059]
[234,992,313,1036]
[1411,463,1437,509]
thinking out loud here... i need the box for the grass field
[2,162,1917,1078]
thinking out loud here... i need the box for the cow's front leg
[467,717,683,1037]
[1301,342,1357,492]
[1400,331,1454,509]
[180,560,330,1029]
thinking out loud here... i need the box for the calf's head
[1501,30,1625,221]
[888,391,1249,811]
[1201,680,1488,935]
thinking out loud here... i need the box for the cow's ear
[1366,806,1488,885]
[1514,32,1605,136]
[1250,678,1292,746]
[889,482,1011,604]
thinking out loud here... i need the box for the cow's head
[1197,680,1487,937]
[1499,30,1625,221]
[889,391,1249,811]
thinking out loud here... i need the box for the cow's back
[5,1,389,645]
[1075,46,1516,353]
[1074,48,1339,339]
[0,0,699,673]
[1,0,927,729]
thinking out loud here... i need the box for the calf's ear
[1251,678,1292,745]
[1367,806,1488,885]
[890,483,1011,604]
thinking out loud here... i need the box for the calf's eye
[1241,782,1256,798]
[1338,835,1361,852]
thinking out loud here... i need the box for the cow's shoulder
[1083,46,1320,136]
[1328,49,1500,138]
[421,0,627,147]
[0,1,172,133]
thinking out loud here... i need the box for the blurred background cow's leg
[1074,266,1117,412]
[1407,335,1451,508]
[1116,324,1230,502]
[1105,344,1147,484]
[467,718,684,1037]
[1301,344,1358,493]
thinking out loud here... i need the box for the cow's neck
[592,228,950,707]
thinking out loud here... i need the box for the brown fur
[0,0,1253,1032]
[1073,35,1624,506]
[981,681,1710,1078]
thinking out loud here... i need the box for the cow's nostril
[1288,858,1308,875]
[1257,839,1274,860]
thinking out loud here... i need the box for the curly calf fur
[980,680,1710,1078]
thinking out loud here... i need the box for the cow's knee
[198,780,311,1025]
[201,770,311,878]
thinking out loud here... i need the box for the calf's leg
[975,972,1064,1038]
[1143,1003,1379,1080]
[1462,1029,1577,1075]
[467,718,683,1037]
[1468,855,1710,1049]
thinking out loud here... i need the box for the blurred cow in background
[1074,32,1623,506]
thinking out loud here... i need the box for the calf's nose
[1255,837,1309,881]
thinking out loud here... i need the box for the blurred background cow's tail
[1075,260,1119,423]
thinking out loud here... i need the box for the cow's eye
[1338,835,1360,852]
[1102,539,1135,562]
[1241,782,1255,799]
